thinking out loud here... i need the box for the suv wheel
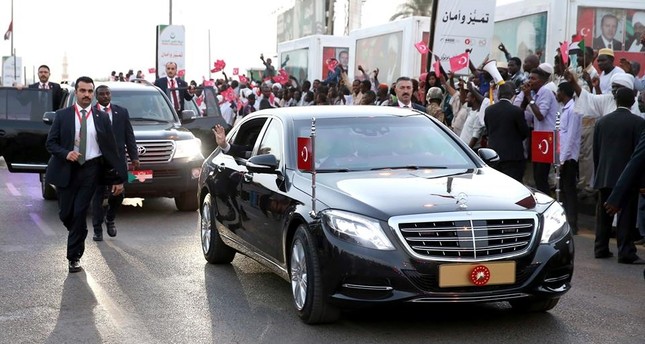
[201,193,235,264]
[40,173,57,200]
[175,191,198,211]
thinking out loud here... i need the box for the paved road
[0,158,643,344]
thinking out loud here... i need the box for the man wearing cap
[597,49,625,95]
[564,70,642,118]
[627,12,645,52]
[593,14,623,51]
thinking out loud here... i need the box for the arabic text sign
[2,56,22,86]
[433,0,496,74]
[156,25,186,79]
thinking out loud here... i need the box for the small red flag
[531,131,554,164]
[232,68,239,75]
[560,41,570,65]
[213,59,226,73]
[178,69,185,77]
[449,52,469,72]
[414,41,429,54]
[3,21,12,41]
[326,58,339,72]
[148,67,156,74]
[297,137,313,172]
[239,75,248,84]
[433,58,442,77]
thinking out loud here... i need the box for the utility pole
[208,29,212,80]
[169,0,173,25]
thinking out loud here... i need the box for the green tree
[389,0,433,21]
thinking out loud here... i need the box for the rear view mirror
[180,109,196,124]
[477,148,500,163]
[43,111,56,125]
[246,154,279,174]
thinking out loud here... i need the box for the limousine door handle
[216,164,225,173]
[243,173,253,183]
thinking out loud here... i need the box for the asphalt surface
[0,157,644,344]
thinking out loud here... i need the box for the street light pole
[169,0,173,25]
[208,29,212,80]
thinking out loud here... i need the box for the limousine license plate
[438,261,516,288]
[130,170,153,182]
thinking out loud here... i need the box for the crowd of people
[190,42,645,265]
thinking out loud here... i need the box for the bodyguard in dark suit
[592,88,645,263]
[153,61,194,112]
[390,76,427,112]
[91,85,139,241]
[45,76,125,273]
[604,128,645,264]
[483,83,529,182]
[28,64,64,110]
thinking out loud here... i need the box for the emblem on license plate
[470,265,491,286]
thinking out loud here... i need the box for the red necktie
[170,79,180,111]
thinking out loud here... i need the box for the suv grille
[389,212,537,262]
[127,140,175,164]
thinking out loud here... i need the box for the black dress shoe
[68,260,82,273]
[617,257,645,264]
[594,252,614,259]
[93,233,103,241]
[107,222,117,237]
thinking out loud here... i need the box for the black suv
[0,81,225,211]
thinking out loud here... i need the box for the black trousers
[56,159,101,261]
[533,162,551,195]
[595,188,639,261]
[91,184,124,233]
[559,159,579,232]
[494,160,525,183]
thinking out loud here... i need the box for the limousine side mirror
[180,109,196,124]
[43,111,57,125]
[246,154,279,174]
[477,148,500,163]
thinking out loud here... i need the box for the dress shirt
[101,103,112,123]
[75,104,101,160]
[528,86,558,132]
[559,99,582,163]
[396,100,412,108]
[167,77,180,109]
[459,107,485,145]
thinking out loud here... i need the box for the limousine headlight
[322,210,395,250]
[540,201,569,244]
[174,138,203,159]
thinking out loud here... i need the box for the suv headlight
[174,138,203,159]
[540,201,569,243]
[322,210,395,250]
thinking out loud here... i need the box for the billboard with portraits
[281,48,309,83]
[492,12,548,63]
[321,47,349,80]
[577,6,645,76]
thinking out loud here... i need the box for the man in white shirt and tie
[153,61,195,114]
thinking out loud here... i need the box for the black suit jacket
[607,128,645,207]
[484,99,529,162]
[154,76,193,111]
[45,105,125,188]
[389,102,426,112]
[95,103,138,172]
[28,81,63,110]
[593,108,645,189]
[592,36,623,51]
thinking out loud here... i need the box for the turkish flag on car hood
[531,131,554,164]
[297,137,313,172]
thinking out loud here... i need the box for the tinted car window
[0,88,52,120]
[110,89,175,121]
[257,119,283,165]
[295,115,475,171]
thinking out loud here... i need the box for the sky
[0,0,516,84]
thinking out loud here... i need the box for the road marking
[29,212,56,236]
[6,183,20,196]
